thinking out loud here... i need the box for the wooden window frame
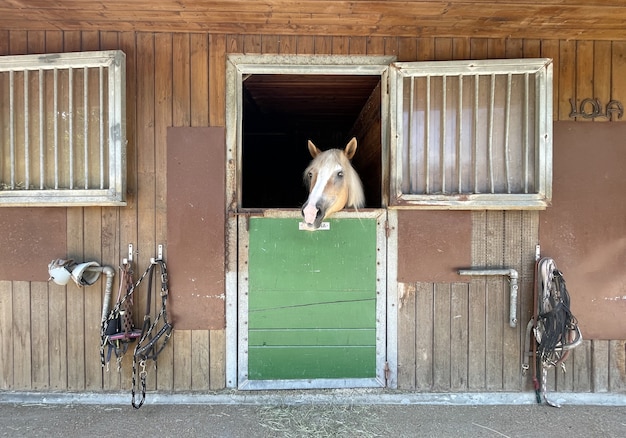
[0,50,126,206]
[389,58,553,209]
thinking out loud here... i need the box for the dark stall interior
[242,74,382,209]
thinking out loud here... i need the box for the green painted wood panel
[249,347,376,380]
[249,329,375,346]
[248,217,377,380]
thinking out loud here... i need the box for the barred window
[390,58,552,209]
[0,50,126,206]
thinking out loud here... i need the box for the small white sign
[299,221,330,231]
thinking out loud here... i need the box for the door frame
[224,54,398,389]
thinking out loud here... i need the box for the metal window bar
[404,77,414,194]
[99,65,104,190]
[68,66,74,190]
[440,74,447,193]
[522,73,530,193]
[457,74,463,194]
[53,67,59,189]
[38,68,44,190]
[0,50,126,206]
[473,74,479,194]
[487,73,495,194]
[424,75,431,194]
[24,69,29,189]
[504,73,512,194]
[9,70,15,189]
[408,76,415,193]
[83,66,89,190]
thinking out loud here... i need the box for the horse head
[301,137,365,229]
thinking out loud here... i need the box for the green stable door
[239,214,386,389]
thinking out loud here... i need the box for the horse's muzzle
[301,201,325,229]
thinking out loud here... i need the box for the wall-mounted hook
[151,244,164,264]
[122,243,134,266]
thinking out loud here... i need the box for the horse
[301,137,365,229]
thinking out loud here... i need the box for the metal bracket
[151,244,164,264]
[458,268,519,328]
[123,243,134,266]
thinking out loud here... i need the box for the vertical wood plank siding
[0,32,624,393]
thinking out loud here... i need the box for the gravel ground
[1,403,625,438]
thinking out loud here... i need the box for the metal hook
[123,243,134,266]
[151,244,164,264]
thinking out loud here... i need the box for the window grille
[390,58,552,209]
[0,50,126,206]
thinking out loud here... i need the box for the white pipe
[458,268,519,328]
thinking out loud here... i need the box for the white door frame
[224,54,398,389]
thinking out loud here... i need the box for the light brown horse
[301,137,365,229]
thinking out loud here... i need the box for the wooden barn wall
[1,30,625,393]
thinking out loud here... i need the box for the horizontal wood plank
[2,2,626,40]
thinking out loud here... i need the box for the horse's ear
[344,137,357,160]
[308,140,321,158]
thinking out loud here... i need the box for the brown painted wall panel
[167,127,226,330]
[0,208,66,281]
[540,122,626,340]
[397,210,472,283]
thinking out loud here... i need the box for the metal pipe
[458,268,519,328]
[82,266,116,323]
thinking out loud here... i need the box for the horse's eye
[308,171,313,179]
[337,171,344,178]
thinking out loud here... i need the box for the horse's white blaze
[303,163,340,225]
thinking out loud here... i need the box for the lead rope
[131,259,173,409]
[530,258,541,403]
[101,264,135,370]
[531,257,582,408]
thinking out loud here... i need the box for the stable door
[237,211,386,390]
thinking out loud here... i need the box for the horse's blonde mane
[341,153,365,208]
